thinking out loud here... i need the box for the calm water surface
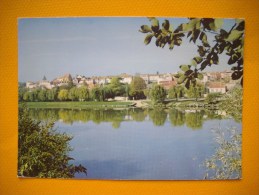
[28,108,241,180]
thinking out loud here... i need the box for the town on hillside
[25,71,239,95]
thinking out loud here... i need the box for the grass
[19,101,133,109]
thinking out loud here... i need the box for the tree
[219,86,242,121]
[47,88,58,101]
[103,86,115,100]
[168,85,184,100]
[109,77,124,96]
[91,87,104,101]
[18,105,86,178]
[150,84,166,103]
[37,89,47,102]
[68,87,78,101]
[129,76,147,100]
[58,89,69,101]
[77,86,89,101]
[140,18,244,88]
[185,83,205,100]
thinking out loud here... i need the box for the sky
[18,17,236,82]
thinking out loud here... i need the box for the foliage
[109,77,124,96]
[219,86,242,121]
[129,76,147,100]
[18,104,87,178]
[205,92,221,104]
[203,126,241,179]
[58,89,69,101]
[77,86,90,101]
[91,87,104,101]
[140,18,244,88]
[149,108,167,126]
[185,83,205,100]
[150,84,166,103]
[68,87,78,101]
[185,111,204,129]
[168,85,184,100]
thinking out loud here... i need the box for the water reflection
[28,108,228,130]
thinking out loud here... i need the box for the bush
[18,104,87,178]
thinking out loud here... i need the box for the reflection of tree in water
[148,109,167,126]
[185,110,204,130]
[168,109,185,127]
[129,108,147,122]
[28,108,234,130]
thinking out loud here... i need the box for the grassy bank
[19,101,133,109]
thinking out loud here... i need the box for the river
[28,108,241,180]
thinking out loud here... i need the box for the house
[159,80,177,90]
[119,73,133,84]
[207,82,226,94]
[26,81,37,89]
[52,73,73,86]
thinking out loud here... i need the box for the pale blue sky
[18,17,235,82]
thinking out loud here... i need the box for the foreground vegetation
[18,105,87,178]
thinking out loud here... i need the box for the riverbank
[19,101,133,109]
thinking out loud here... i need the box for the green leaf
[169,41,174,50]
[225,30,243,42]
[182,23,189,31]
[198,73,204,80]
[193,56,203,64]
[186,19,200,31]
[214,18,224,30]
[184,69,193,76]
[162,20,170,30]
[140,25,152,33]
[180,65,190,72]
[191,59,197,67]
[200,60,209,70]
[151,18,159,32]
[177,75,187,84]
[198,45,206,57]
[144,34,153,45]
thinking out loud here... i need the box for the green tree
[103,86,115,100]
[168,85,184,100]
[68,87,78,101]
[140,18,244,88]
[18,105,86,178]
[150,84,166,103]
[129,76,147,100]
[47,88,58,101]
[37,89,47,102]
[109,77,124,96]
[18,84,27,102]
[58,89,69,101]
[185,83,205,100]
[219,86,242,121]
[77,86,89,101]
[91,87,104,101]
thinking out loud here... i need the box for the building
[52,73,73,86]
[207,82,226,94]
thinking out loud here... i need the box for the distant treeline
[19,76,207,103]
